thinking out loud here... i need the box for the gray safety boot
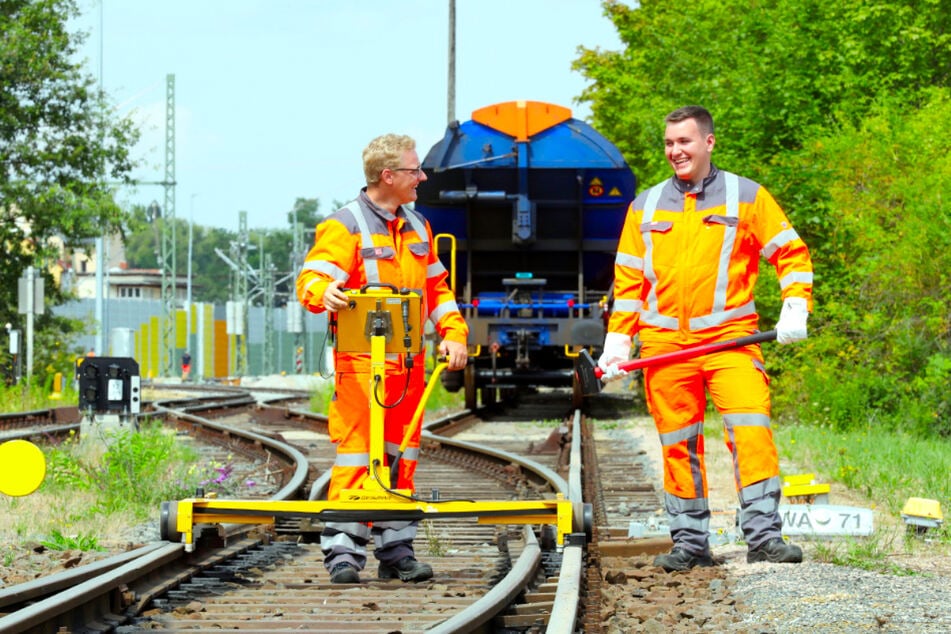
[747,537,803,564]
[329,562,361,583]
[378,556,434,582]
[653,547,716,572]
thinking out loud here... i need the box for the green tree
[773,89,951,435]
[577,0,951,186]
[1,0,139,380]
[122,197,321,306]
[288,197,323,229]
[575,0,951,435]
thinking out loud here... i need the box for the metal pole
[94,238,103,356]
[25,267,35,383]
[447,0,456,123]
[187,193,197,310]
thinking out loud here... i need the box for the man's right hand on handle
[597,332,632,383]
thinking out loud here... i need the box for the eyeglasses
[391,166,425,177]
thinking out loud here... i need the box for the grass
[0,414,245,552]
[0,380,77,411]
[773,421,951,573]
[772,423,950,521]
[421,519,451,557]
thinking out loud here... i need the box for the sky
[71,0,623,233]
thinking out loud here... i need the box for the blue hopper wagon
[416,100,636,408]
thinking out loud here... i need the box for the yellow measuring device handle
[334,284,423,354]
[389,359,449,485]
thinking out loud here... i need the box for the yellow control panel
[335,286,423,354]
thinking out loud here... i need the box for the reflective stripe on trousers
[321,520,419,571]
[646,345,783,552]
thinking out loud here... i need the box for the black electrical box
[76,357,141,414]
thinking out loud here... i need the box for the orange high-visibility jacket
[296,191,467,371]
[608,168,813,345]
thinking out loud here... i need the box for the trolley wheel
[573,502,593,543]
[160,501,183,543]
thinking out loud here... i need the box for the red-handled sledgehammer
[575,330,777,395]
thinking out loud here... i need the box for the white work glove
[776,297,809,344]
[598,332,632,383]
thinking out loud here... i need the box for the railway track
[0,383,763,632]
[0,386,597,632]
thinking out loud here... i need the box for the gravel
[591,386,951,634]
[724,549,951,633]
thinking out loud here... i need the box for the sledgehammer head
[576,349,603,395]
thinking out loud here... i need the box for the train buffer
[782,473,830,504]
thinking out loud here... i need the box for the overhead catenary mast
[447,0,456,123]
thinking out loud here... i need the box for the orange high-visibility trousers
[326,363,425,500]
[643,344,777,500]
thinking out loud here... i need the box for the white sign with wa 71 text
[780,504,874,537]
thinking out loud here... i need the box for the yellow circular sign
[0,439,47,497]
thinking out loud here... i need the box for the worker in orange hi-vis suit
[296,134,468,585]
[598,106,813,572]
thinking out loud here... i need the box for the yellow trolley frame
[161,284,584,551]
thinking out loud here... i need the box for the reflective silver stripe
[334,452,370,467]
[373,522,418,549]
[711,173,740,314]
[615,251,643,270]
[658,421,703,447]
[659,422,705,498]
[385,443,419,462]
[724,413,771,428]
[639,309,679,330]
[664,492,710,552]
[430,299,460,324]
[349,198,381,284]
[665,492,709,512]
[403,206,429,241]
[640,183,665,326]
[309,260,350,280]
[779,271,813,289]
[323,522,371,540]
[689,299,757,330]
[739,475,780,504]
[613,298,642,313]
[402,207,434,319]
[761,228,801,260]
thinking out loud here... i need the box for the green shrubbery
[769,90,951,439]
[43,423,202,519]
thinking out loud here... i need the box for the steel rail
[2,399,587,632]
[547,408,585,633]
[0,392,311,633]
[422,411,585,633]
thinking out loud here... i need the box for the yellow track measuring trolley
[161,284,587,552]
